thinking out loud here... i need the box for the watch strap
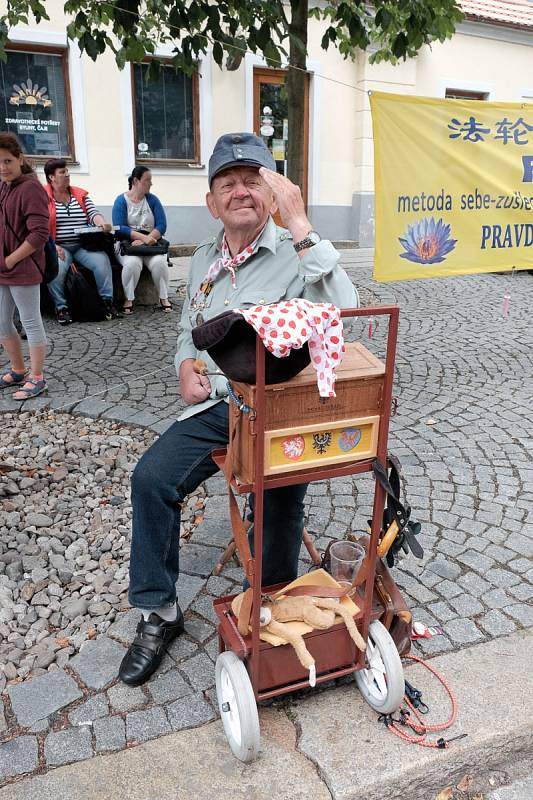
[293,230,321,253]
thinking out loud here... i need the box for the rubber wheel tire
[215,651,260,763]
[354,619,404,714]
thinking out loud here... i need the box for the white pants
[116,252,170,302]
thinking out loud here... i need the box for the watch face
[308,231,321,245]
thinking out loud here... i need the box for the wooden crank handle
[377,519,400,558]
[192,358,209,376]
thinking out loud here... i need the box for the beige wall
[416,30,533,101]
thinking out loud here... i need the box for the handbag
[42,236,59,283]
[75,227,116,253]
[119,237,169,257]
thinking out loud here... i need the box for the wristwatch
[293,230,321,253]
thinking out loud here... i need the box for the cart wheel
[355,620,404,714]
[215,651,260,763]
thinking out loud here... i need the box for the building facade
[1,0,532,245]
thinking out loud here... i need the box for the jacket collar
[44,183,88,201]
[215,215,278,255]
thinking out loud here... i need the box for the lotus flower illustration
[399,217,457,264]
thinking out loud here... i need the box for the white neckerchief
[203,225,265,289]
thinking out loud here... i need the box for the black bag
[75,227,119,266]
[64,263,107,322]
[43,236,59,283]
[75,227,114,251]
[119,237,169,257]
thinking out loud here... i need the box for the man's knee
[264,487,306,520]
[131,453,158,499]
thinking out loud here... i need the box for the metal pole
[249,333,266,696]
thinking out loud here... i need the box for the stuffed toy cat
[232,592,366,687]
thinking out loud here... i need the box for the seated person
[118,132,359,687]
[43,158,119,324]
[112,166,171,315]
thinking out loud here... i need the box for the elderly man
[119,133,358,686]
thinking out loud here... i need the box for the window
[445,88,489,101]
[132,62,199,164]
[0,45,74,159]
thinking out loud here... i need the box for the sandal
[0,369,26,389]
[159,299,172,313]
[123,301,134,315]
[13,378,47,401]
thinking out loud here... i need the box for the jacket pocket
[234,285,287,309]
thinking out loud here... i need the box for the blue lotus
[399,217,457,264]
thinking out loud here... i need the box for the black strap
[372,456,424,564]
[372,457,410,531]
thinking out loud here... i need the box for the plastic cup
[329,541,365,587]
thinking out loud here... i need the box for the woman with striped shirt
[44,159,119,324]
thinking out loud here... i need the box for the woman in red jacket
[0,133,50,399]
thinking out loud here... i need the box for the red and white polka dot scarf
[238,299,344,397]
[203,227,265,289]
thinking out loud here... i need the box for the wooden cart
[211,306,411,762]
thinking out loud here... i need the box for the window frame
[2,41,76,163]
[130,59,201,167]
[445,88,489,101]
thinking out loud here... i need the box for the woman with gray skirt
[0,133,49,399]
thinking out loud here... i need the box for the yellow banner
[370,92,533,282]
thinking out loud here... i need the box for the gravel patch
[0,411,205,687]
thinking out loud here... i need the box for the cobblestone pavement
[0,251,532,785]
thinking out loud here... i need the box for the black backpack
[64,263,107,322]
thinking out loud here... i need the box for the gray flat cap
[208,132,276,187]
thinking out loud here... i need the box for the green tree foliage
[0,0,464,182]
[0,0,464,69]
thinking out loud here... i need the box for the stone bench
[112,264,160,307]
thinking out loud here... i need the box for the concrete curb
[1,629,531,800]
[295,627,533,800]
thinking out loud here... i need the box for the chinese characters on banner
[370,92,533,281]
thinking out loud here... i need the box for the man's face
[206,167,276,232]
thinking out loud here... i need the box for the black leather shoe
[118,608,184,686]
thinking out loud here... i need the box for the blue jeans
[128,401,308,609]
[47,245,113,309]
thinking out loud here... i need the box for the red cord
[383,654,458,749]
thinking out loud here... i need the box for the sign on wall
[1,51,70,157]
[370,91,533,282]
